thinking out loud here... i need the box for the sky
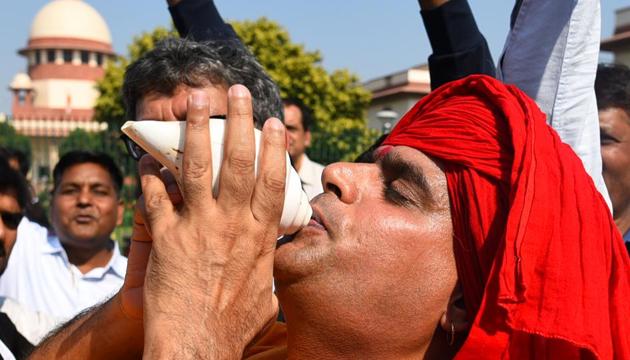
[0,0,626,114]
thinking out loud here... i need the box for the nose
[77,188,91,207]
[321,162,360,204]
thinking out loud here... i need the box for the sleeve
[498,0,612,210]
[420,0,496,90]
[168,0,239,41]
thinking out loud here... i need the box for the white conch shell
[121,119,312,235]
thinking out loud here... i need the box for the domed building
[8,0,113,183]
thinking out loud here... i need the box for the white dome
[10,73,33,90]
[30,0,112,44]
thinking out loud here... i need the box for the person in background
[0,157,33,360]
[283,98,324,199]
[595,63,630,251]
[0,147,49,229]
[167,0,325,199]
[0,151,127,334]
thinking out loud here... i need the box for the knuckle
[226,151,255,174]
[146,192,170,212]
[261,173,285,193]
[182,158,210,179]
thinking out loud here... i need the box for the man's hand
[140,85,285,358]
[419,0,449,10]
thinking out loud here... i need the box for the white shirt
[0,338,15,360]
[0,218,127,324]
[298,154,325,200]
[498,0,612,210]
[0,296,60,345]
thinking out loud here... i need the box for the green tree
[94,19,377,164]
[0,122,32,165]
[58,129,105,156]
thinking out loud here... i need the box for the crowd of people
[0,0,628,359]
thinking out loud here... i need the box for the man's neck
[61,239,115,274]
[280,293,430,360]
[291,153,306,172]
[614,206,630,237]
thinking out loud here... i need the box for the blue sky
[0,0,625,114]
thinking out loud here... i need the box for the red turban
[383,75,630,359]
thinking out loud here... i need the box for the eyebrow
[379,152,436,210]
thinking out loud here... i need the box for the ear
[116,200,124,226]
[440,282,469,334]
[304,130,312,147]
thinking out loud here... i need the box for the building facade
[7,0,113,185]
[363,65,431,133]
[601,6,630,67]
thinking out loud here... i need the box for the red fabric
[382,75,630,359]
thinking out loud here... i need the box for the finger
[251,118,286,231]
[139,155,175,232]
[132,201,152,242]
[181,90,214,213]
[217,85,256,212]
[160,168,183,206]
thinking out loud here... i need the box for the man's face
[274,145,456,340]
[0,190,21,274]
[135,84,228,122]
[51,163,123,249]
[599,107,630,219]
[284,104,311,163]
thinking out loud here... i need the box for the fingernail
[267,117,284,132]
[190,91,208,109]
[229,84,248,98]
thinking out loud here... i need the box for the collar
[42,235,126,279]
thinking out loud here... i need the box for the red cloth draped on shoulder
[382,75,630,359]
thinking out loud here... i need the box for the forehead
[283,104,303,127]
[0,191,20,213]
[600,107,630,129]
[59,163,115,186]
[135,84,229,121]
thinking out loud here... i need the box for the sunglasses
[1,211,24,230]
[120,115,228,161]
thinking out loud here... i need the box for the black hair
[283,97,314,132]
[0,147,29,177]
[52,151,123,195]
[595,63,630,116]
[123,37,283,127]
[0,157,30,210]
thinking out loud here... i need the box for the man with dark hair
[0,158,34,359]
[0,151,127,334]
[0,147,29,178]
[595,63,630,249]
[282,98,325,199]
[122,37,283,128]
[166,0,324,198]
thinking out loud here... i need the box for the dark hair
[283,97,314,132]
[0,147,29,177]
[123,37,283,127]
[52,151,123,195]
[0,157,30,210]
[595,63,630,116]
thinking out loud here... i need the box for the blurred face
[135,84,228,122]
[0,190,21,275]
[599,107,630,222]
[275,145,456,341]
[284,104,311,163]
[51,163,123,249]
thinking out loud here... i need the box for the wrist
[144,318,242,359]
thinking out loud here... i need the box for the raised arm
[498,0,611,208]
[418,0,495,90]
[167,0,239,41]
